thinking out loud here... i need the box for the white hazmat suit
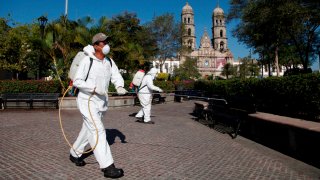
[70,45,124,169]
[135,68,163,123]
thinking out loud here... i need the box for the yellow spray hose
[59,86,99,154]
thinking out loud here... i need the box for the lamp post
[318,45,320,73]
[38,16,48,39]
[37,16,48,80]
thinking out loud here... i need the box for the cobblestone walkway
[0,101,319,179]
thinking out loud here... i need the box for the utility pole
[65,0,68,18]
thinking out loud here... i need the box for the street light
[38,16,48,39]
[37,16,48,80]
[317,45,320,73]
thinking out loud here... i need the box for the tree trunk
[275,46,280,77]
[52,56,66,93]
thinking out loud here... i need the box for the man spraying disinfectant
[70,33,127,178]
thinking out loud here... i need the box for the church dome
[213,7,224,15]
[182,2,193,13]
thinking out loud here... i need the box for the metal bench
[2,93,59,109]
[193,101,212,126]
[152,94,166,104]
[2,94,33,109]
[192,95,256,139]
[208,95,256,138]
[30,93,59,109]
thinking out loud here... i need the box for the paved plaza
[0,100,319,179]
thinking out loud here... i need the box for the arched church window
[188,28,191,36]
[188,40,193,49]
[184,18,186,24]
[188,18,190,23]
[220,30,223,37]
[216,20,218,25]
[220,41,224,50]
[220,20,222,25]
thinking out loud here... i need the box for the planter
[59,96,136,109]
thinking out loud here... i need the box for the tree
[221,63,237,79]
[41,16,89,90]
[238,57,260,79]
[105,12,157,74]
[173,57,200,80]
[146,13,182,72]
[0,21,42,79]
[228,0,320,73]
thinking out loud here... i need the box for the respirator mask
[102,44,110,55]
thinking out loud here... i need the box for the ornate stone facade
[180,2,234,77]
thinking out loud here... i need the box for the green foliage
[221,63,237,79]
[194,73,320,121]
[146,13,182,72]
[228,0,320,71]
[237,57,260,79]
[106,12,157,73]
[156,73,169,81]
[0,80,61,94]
[154,80,175,91]
[174,80,195,90]
[173,57,201,80]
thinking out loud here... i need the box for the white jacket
[73,45,124,111]
[138,68,161,94]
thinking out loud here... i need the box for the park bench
[193,95,256,139]
[133,93,166,105]
[0,96,3,109]
[2,93,60,109]
[152,93,166,104]
[193,100,212,126]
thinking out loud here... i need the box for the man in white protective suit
[69,33,127,179]
[135,68,163,124]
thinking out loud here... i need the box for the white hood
[83,45,96,59]
[147,68,158,78]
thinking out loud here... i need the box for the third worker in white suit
[135,68,163,124]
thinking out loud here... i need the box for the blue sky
[1,0,319,71]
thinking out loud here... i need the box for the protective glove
[155,87,163,93]
[116,87,128,95]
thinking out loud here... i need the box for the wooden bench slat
[2,93,59,109]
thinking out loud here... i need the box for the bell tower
[212,4,228,51]
[181,2,196,50]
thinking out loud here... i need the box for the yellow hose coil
[59,86,99,154]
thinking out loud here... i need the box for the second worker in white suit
[135,68,163,124]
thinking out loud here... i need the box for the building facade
[180,2,234,77]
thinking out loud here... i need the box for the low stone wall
[59,96,136,109]
[59,94,176,109]
[242,113,320,168]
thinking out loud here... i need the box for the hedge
[194,73,320,122]
[0,80,61,94]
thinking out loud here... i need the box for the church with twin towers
[153,1,234,77]
[179,2,234,77]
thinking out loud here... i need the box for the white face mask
[102,44,110,55]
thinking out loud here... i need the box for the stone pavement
[0,100,319,180]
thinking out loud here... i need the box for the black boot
[101,164,124,178]
[69,154,86,166]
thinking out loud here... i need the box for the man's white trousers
[70,97,113,169]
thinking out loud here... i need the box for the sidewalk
[0,101,319,179]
